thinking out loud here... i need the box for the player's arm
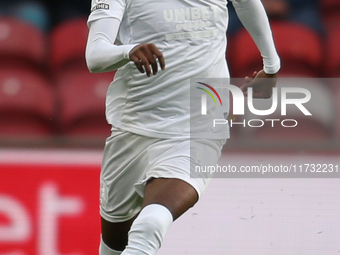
[86,17,135,73]
[231,0,280,98]
[85,18,165,76]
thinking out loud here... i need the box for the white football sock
[100,236,122,255]
[121,204,173,255]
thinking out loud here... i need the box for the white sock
[121,204,173,255]
[100,236,122,255]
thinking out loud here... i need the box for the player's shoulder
[89,0,127,24]
[90,0,127,13]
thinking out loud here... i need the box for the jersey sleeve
[86,18,138,73]
[229,0,281,74]
[88,0,126,24]
[86,0,139,73]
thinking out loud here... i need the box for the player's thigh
[142,177,198,220]
[141,138,226,220]
[100,128,157,227]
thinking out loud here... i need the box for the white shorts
[100,127,226,223]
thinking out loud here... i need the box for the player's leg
[120,138,226,255]
[99,128,158,255]
[121,178,198,255]
[142,177,198,220]
[100,216,138,254]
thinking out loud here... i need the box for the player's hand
[240,70,278,98]
[129,43,165,77]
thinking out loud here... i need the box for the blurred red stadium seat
[326,25,340,77]
[0,17,46,68]
[50,18,89,71]
[0,68,56,139]
[228,22,323,77]
[322,0,340,31]
[322,0,340,11]
[56,69,115,139]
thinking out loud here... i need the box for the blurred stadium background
[0,0,339,255]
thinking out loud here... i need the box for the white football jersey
[88,0,231,139]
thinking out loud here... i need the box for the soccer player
[85,0,280,254]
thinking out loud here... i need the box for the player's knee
[131,204,172,237]
[131,213,167,244]
[126,204,173,252]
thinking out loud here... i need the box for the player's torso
[115,0,230,82]
[108,0,230,138]
[117,0,229,46]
